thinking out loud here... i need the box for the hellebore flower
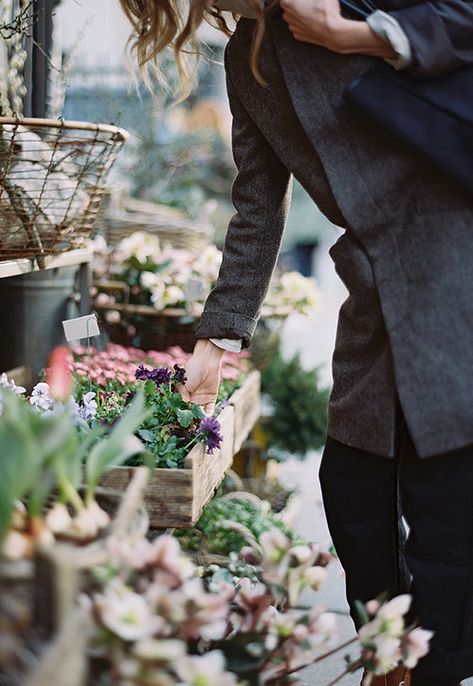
[403,627,434,668]
[172,364,187,385]
[196,416,223,454]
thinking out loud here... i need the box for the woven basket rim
[0,116,129,142]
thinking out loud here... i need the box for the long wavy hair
[118,0,267,97]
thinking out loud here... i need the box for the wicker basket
[103,196,213,253]
[0,117,128,266]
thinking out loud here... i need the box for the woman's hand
[281,0,345,50]
[177,339,224,416]
[280,0,398,59]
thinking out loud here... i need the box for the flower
[135,364,151,381]
[95,578,163,641]
[118,231,162,265]
[175,650,237,686]
[196,416,223,455]
[149,535,196,588]
[0,373,26,395]
[193,244,223,282]
[233,577,273,632]
[29,382,54,412]
[267,271,319,315]
[135,365,172,386]
[133,638,186,663]
[173,364,187,385]
[78,391,98,421]
[403,627,434,669]
[46,347,73,400]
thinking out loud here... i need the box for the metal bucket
[0,266,76,374]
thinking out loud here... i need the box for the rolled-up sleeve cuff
[194,310,257,349]
[209,337,243,353]
[367,10,413,70]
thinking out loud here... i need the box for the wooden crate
[230,370,261,454]
[99,404,235,528]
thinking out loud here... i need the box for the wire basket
[0,117,128,267]
[102,196,213,254]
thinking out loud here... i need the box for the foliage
[88,530,429,686]
[0,389,146,553]
[176,496,302,556]
[261,342,330,461]
[127,128,235,221]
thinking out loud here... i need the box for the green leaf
[191,403,206,420]
[143,380,156,396]
[86,392,149,499]
[354,599,370,626]
[138,429,156,443]
[176,408,193,428]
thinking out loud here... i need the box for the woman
[118,1,473,684]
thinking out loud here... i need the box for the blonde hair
[119,0,268,98]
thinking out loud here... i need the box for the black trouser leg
[319,435,473,681]
[319,437,410,626]
[400,434,473,681]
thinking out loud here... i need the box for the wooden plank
[0,247,93,279]
[230,370,261,454]
[190,405,235,523]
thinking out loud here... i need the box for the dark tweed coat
[194,7,473,459]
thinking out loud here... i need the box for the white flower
[163,285,185,307]
[403,627,434,668]
[0,373,26,395]
[29,382,54,412]
[141,272,166,309]
[133,638,185,663]
[372,634,402,674]
[105,309,121,325]
[305,565,327,591]
[175,650,237,686]
[78,391,98,421]
[118,231,162,264]
[359,595,412,642]
[267,271,319,314]
[95,578,162,641]
[193,244,222,282]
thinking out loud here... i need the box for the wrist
[193,338,225,363]
[332,18,398,58]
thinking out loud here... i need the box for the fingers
[203,401,216,416]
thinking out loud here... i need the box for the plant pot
[98,372,261,528]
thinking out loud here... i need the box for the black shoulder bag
[340,0,473,193]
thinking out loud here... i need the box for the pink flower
[403,627,434,668]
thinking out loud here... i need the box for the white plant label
[62,314,100,342]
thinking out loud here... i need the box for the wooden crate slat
[230,370,261,454]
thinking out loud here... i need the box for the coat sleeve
[194,50,292,349]
[383,0,473,76]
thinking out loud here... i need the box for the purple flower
[149,367,172,386]
[173,364,187,385]
[135,365,171,386]
[196,416,223,455]
[135,364,151,381]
